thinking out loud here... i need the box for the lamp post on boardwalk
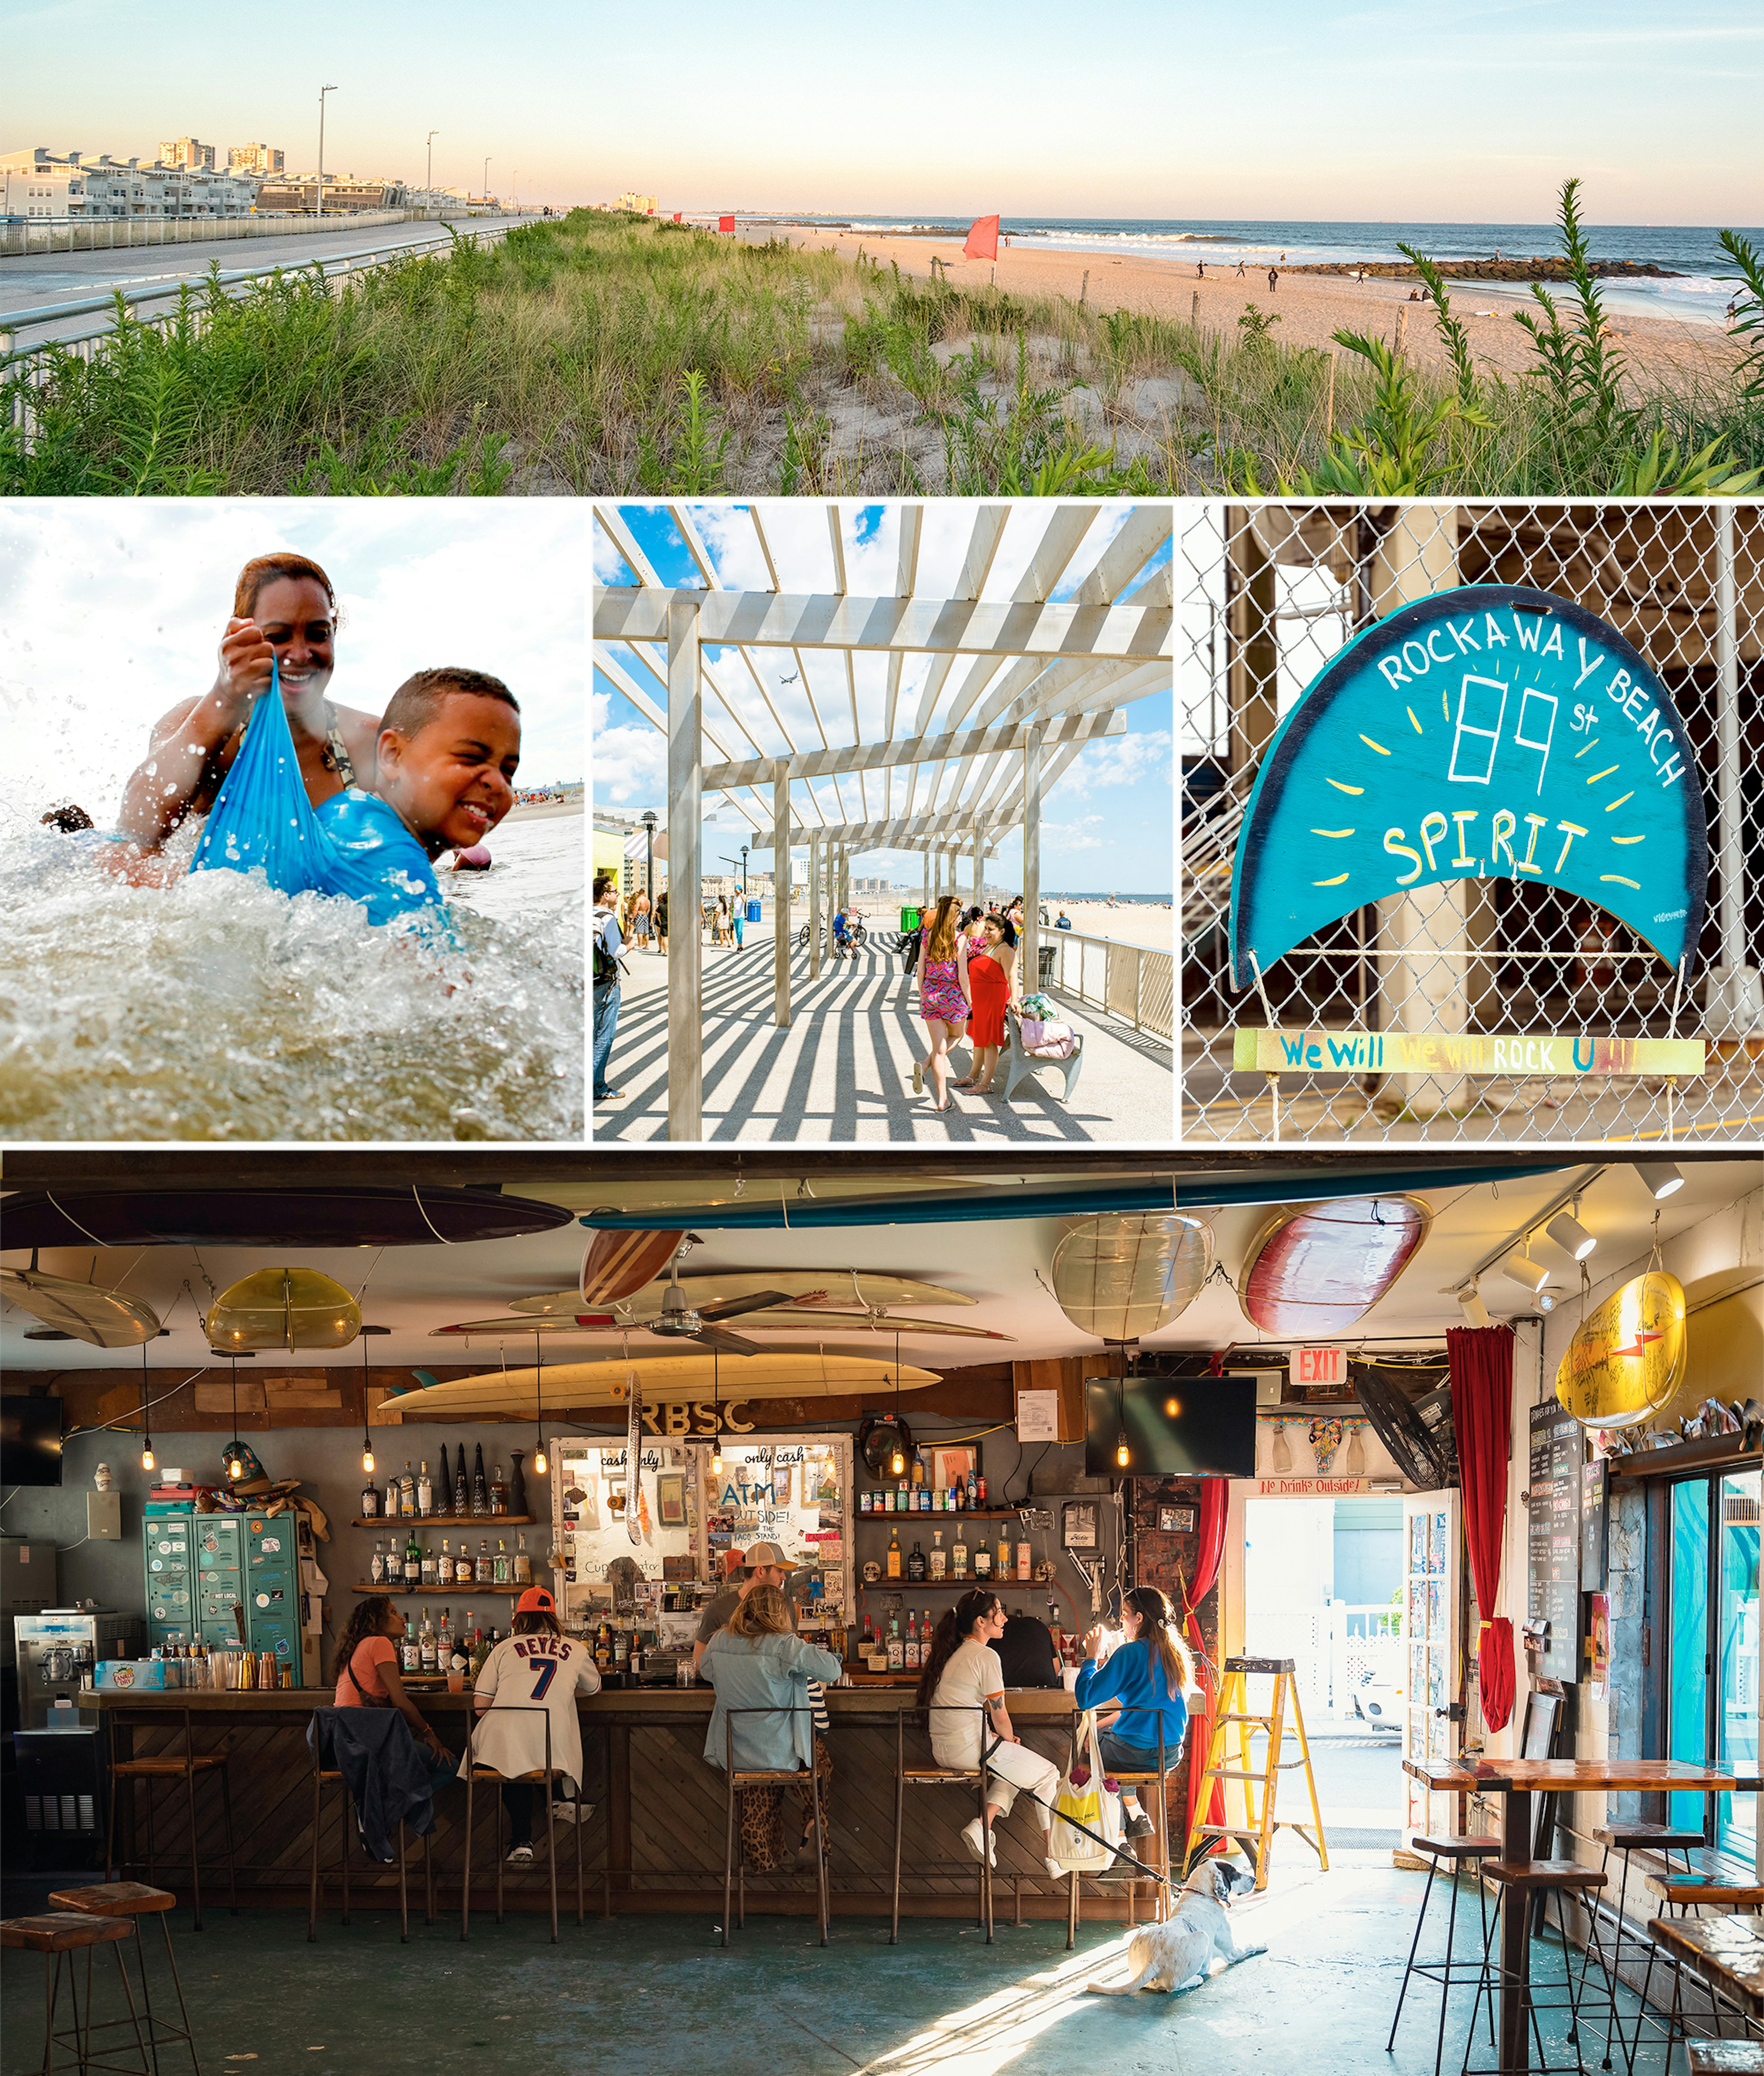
[641,809,657,900]
[317,85,337,220]
[426,130,438,213]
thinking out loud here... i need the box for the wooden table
[1404,1758,1761,2072]
[1649,1912,1764,2028]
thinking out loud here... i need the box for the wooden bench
[1000,1006,1084,1103]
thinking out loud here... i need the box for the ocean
[758,215,1761,327]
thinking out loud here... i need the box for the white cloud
[1039,815,1107,852]
[1049,729,1173,798]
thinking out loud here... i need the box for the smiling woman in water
[111,553,384,867]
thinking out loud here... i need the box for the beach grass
[4,192,1759,496]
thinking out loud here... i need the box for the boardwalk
[597,938,1173,1143]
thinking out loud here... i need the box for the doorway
[1241,1493,1405,1853]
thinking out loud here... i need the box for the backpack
[593,911,623,987]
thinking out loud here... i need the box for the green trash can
[900,906,922,932]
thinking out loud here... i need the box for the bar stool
[1106,1717,1176,1926]
[889,1705,995,1947]
[1464,1857,1617,2076]
[304,1713,435,1945]
[722,1706,828,1949]
[1636,1883,1764,2064]
[1570,1822,1706,2070]
[0,1911,145,2076]
[47,1884,199,2076]
[460,1706,583,1944]
[1385,1835,1500,2076]
[103,1709,237,1933]
[1644,1914,1764,2069]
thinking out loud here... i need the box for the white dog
[1085,1859,1266,1996]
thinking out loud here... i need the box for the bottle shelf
[351,1581,524,1596]
[353,1516,534,1529]
[857,1509,1024,1521]
[861,1579,1052,1590]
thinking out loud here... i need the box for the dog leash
[978,1728,1168,1886]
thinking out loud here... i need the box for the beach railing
[1039,928,1173,1043]
[0,208,446,259]
[1,221,521,442]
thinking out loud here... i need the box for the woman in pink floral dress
[912,893,971,1112]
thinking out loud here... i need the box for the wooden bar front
[85,1686,1171,1923]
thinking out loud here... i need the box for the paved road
[0,216,527,346]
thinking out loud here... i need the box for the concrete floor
[0,1857,1652,2076]
[599,937,1175,1143]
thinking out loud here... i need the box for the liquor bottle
[452,1445,469,1516]
[514,1533,531,1587]
[370,1540,386,1585]
[887,1612,904,1673]
[493,1539,510,1586]
[437,1610,453,1664]
[476,1539,493,1585]
[404,1528,422,1587]
[995,1533,1012,1577]
[1016,1540,1032,1580]
[930,1530,946,1580]
[438,1538,453,1587]
[489,1462,508,1516]
[953,1524,969,1578]
[965,1472,977,1510]
[472,1444,489,1517]
[904,1611,918,1672]
[418,1611,437,1674]
[911,1450,925,1498]
[831,1615,847,1661]
[361,1475,379,1518]
[907,1539,927,1584]
[977,1474,988,1507]
[862,1613,875,1657]
[417,1461,433,1517]
[401,1627,419,1675]
[400,1460,416,1516]
[887,1528,902,1580]
[973,1537,993,1580]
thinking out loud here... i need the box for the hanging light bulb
[709,1349,724,1478]
[227,1353,245,1479]
[1114,1372,1131,1469]
[360,1323,375,1474]
[888,1333,906,1477]
[1115,1434,1131,1469]
[139,1341,155,1473]
[531,1331,548,1476]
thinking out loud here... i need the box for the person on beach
[1236,259,1246,278]
[593,873,625,1104]
[633,887,652,951]
[113,553,380,865]
[1056,909,1072,931]
[1196,260,1205,278]
[1268,267,1279,294]
[954,914,1018,1095]
[655,889,669,957]
[910,892,971,1113]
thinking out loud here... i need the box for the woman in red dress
[958,914,1018,1094]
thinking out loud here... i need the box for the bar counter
[82,1684,1140,1923]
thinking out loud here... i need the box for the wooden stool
[459,1707,580,1945]
[103,1712,236,1934]
[890,1707,996,1948]
[1385,1835,1500,2076]
[1648,1878,1764,1916]
[0,1912,145,2076]
[48,1885,198,2076]
[723,1707,827,1950]
[1465,1860,1616,2076]
[1644,1912,1764,2065]
[1106,1725,1176,1927]
[1575,1822,1707,2070]
[307,1767,433,1945]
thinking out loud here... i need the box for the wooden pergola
[594,501,1173,1139]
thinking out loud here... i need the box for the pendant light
[531,1331,548,1476]
[888,1334,906,1477]
[1114,1367,1131,1470]
[139,1341,155,1473]
[226,1353,245,1480]
[709,1348,724,1479]
[357,1324,394,1474]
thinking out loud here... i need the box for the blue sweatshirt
[1074,1637,1188,1754]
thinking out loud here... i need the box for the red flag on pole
[718,214,735,234]
[673,212,682,223]
[963,214,1000,260]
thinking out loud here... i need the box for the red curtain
[1447,1324,1516,1734]
[1182,1476,1229,1846]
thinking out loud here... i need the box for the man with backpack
[592,874,626,1104]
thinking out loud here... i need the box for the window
[1719,1470,1759,1859]
[1663,1467,1761,1855]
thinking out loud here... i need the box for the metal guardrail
[0,208,436,258]
[1037,926,1174,1042]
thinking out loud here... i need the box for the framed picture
[770,1463,793,1509]
[1062,1501,1099,1551]
[1158,1506,1196,1534]
[931,1445,977,1492]
[655,1471,687,1529]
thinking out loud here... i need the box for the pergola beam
[702,709,1124,790]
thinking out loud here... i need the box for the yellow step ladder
[1182,1654,1329,1891]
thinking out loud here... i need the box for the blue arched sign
[1229,584,1707,991]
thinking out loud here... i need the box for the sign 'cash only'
[1229,584,1709,987]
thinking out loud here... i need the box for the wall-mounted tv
[1084,1375,1255,1478]
[1,1396,65,1486]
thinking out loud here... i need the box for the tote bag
[1049,1709,1121,1873]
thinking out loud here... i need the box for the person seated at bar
[996,1610,1063,1690]
[691,1540,804,1670]
[464,1585,601,1865]
[1075,1585,1195,1846]
[920,1589,1066,1877]
[332,1594,456,1794]
[701,1583,841,1873]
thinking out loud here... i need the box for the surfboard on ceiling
[431,1309,1010,1341]
[0,1187,573,1251]
[515,1270,977,1316]
[0,1267,161,1348]
[388,1351,940,1416]
[1237,1196,1432,1337]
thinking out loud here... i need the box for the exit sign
[1290,1347,1347,1388]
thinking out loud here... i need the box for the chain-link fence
[1180,502,1764,1142]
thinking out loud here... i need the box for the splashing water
[0,830,584,1140]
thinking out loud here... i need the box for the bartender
[691,1541,804,1670]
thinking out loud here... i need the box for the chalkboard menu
[1528,1403,1583,1680]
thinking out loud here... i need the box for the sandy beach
[760,226,1745,392]
[751,894,1173,954]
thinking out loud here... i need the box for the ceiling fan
[643,1244,792,1357]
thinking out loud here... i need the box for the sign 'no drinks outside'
[1227,585,1709,1079]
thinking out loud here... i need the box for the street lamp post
[317,84,338,220]
[641,809,657,903]
[483,156,491,213]
[426,130,438,213]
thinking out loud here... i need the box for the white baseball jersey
[460,1631,601,1794]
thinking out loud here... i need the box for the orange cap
[514,1586,556,1615]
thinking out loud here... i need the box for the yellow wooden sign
[1233,1028,1705,1078]
[1555,1270,1687,1428]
